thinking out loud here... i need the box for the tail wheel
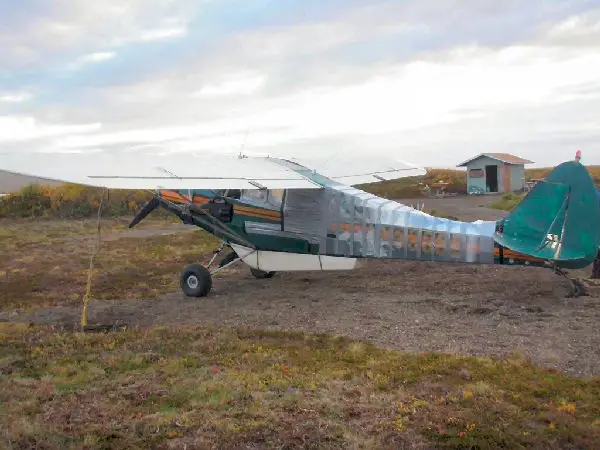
[250,268,276,279]
[180,263,212,297]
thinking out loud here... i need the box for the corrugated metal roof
[457,153,534,167]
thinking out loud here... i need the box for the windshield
[240,189,284,210]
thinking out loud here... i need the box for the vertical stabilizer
[494,160,600,269]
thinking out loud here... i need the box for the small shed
[457,153,534,195]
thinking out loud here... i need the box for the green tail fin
[494,160,600,269]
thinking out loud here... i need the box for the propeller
[129,196,160,228]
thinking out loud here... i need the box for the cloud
[0,116,101,142]
[80,52,116,63]
[0,92,33,103]
[17,43,597,153]
[138,26,188,42]
[192,73,266,97]
[1,0,600,170]
[65,51,117,71]
[542,8,600,45]
[0,0,197,70]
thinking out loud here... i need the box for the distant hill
[0,170,63,193]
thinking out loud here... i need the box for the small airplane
[2,150,599,297]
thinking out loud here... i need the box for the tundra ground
[1,196,599,448]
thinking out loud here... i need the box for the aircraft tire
[250,268,276,279]
[180,263,212,297]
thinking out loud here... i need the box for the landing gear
[554,266,589,298]
[213,243,277,279]
[566,278,588,298]
[180,263,212,297]
[179,242,275,297]
[219,251,237,267]
[219,251,276,278]
[179,244,230,298]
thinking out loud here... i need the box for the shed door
[485,165,498,192]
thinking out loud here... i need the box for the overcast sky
[1,0,600,169]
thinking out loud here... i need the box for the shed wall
[465,156,505,193]
[509,164,525,191]
[464,156,528,193]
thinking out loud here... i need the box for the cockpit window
[269,189,284,207]
[212,189,241,199]
[240,189,283,209]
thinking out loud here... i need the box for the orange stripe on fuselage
[234,211,281,222]
[494,247,544,262]
[160,190,190,203]
[159,190,212,205]
[233,205,281,220]
[234,204,281,216]
[159,190,281,222]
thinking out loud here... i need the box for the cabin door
[485,165,498,193]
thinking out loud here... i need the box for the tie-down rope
[80,188,108,328]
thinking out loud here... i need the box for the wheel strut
[206,242,226,269]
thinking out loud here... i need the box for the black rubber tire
[180,263,212,297]
[250,268,276,279]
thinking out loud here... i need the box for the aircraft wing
[0,151,426,191]
[0,152,321,190]
[288,155,426,185]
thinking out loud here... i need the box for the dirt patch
[101,223,194,240]
[3,259,599,379]
[401,194,508,221]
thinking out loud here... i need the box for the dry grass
[0,218,218,311]
[363,165,600,200]
[526,165,600,184]
[362,169,468,199]
[0,323,598,449]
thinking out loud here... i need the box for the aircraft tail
[494,159,600,269]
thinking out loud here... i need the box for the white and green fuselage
[161,158,600,273]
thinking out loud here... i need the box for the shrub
[362,169,467,199]
[0,183,157,219]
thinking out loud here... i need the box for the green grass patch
[490,193,525,211]
[0,323,598,449]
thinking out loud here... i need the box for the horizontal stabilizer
[494,233,587,262]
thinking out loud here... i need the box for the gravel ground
[3,258,599,379]
[2,195,599,379]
